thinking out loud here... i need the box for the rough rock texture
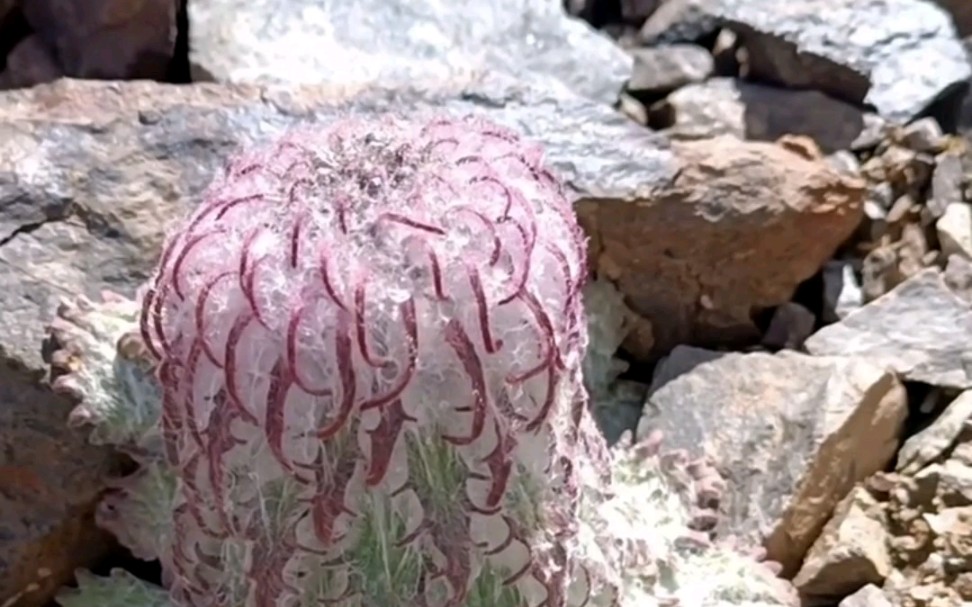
[897,391,972,476]
[577,134,865,357]
[710,0,972,123]
[651,77,880,154]
[805,269,972,390]
[838,584,894,607]
[627,44,713,95]
[782,389,972,606]
[188,0,631,105]
[636,346,908,576]
[20,0,178,81]
[937,202,972,259]
[0,371,121,607]
[638,0,720,45]
[0,74,674,607]
[794,487,893,604]
[875,393,972,606]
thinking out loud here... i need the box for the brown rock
[0,371,122,607]
[794,487,893,604]
[21,0,177,80]
[0,35,63,90]
[637,346,908,576]
[577,134,865,357]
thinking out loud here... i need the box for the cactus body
[136,114,608,607]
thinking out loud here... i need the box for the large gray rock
[709,0,971,123]
[188,0,631,105]
[805,268,972,389]
[637,346,907,577]
[0,73,673,607]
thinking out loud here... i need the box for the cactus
[47,114,797,607]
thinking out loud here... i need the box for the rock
[934,0,972,36]
[578,134,865,357]
[938,459,972,507]
[937,202,972,260]
[945,253,972,302]
[621,0,661,23]
[710,28,740,75]
[925,506,972,567]
[0,374,121,607]
[20,0,178,81]
[638,0,720,45]
[838,584,893,607]
[805,268,972,389]
[827,150,861,176]
[616,92,649,125]
[636,346,907,576]
[0,35,63,90]
[860,244,900,302]
[794,487,893,604]
[709,0,972,123]
[822,259,864,323]
[897,391,972,475]
[899,118,947,155]
[761,301,815,350]
[0,73,676,606]
[927,150,964,219]
[188,0,631,105]
[627,44,713,95]
[651,77,879,153]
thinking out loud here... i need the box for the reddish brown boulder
[577,134,866,358]
[21,0,178,80]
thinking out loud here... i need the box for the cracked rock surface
[188,0,631,106]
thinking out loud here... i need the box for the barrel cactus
[47,113,797,607]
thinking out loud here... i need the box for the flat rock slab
[188,0,630,105]
[805,268,972,390]
[0,73,672,605]
[709,0,971,123]
[637,346,907,576]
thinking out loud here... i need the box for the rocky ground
[1,0,972,606]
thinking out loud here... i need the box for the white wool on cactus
[136,113,611,607]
